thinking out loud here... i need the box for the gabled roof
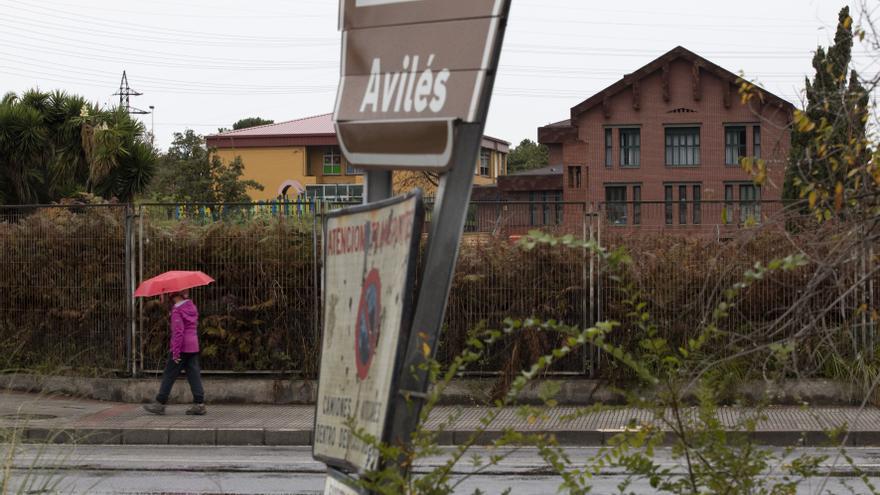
[543,119,572,129]
[569,46,795,121]
[209,113,335,138]
[206,112,510,150]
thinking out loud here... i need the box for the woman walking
[144,291,207,415]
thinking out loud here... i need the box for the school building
[206,113,510,202]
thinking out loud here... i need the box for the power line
[0,14,337,48]
[0,1,334,43]
[515,1,823,26]
[0,38,333,72]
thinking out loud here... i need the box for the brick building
[470,166,565,234]
[538,46,795,231]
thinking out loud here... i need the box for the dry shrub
[440,237,588,389]
[140,214,317,373]
[1,205,870,384]
[0,206,128,371]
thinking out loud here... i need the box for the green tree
[232,117,274,131]
[507,139,549,174]
[0,89,156,204]
[150,129,264,203]
[784,6,871,214]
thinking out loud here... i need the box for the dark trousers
[156,352,205,404]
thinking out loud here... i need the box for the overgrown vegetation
[0,89,156,205]
[354,233,840,495]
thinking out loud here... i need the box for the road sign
[313,192,424,473]
[334,0,509,170]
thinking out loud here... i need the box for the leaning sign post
[315,0,512,491]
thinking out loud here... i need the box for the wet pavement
[4,390,880,446]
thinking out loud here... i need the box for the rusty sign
[313,192,424,473]
[334,0,509,170]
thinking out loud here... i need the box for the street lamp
[148,105,155,147]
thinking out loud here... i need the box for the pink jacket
[170,300,200,359]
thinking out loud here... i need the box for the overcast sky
[1,0,875,150]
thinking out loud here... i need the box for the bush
[0,205,871,383]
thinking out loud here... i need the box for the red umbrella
[134,271,215,298]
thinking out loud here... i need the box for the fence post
[312,200,322,361]
[137,205,145,377]
[594,202,603,374]
[581,202,589,376]
[124,204,137,377]
[588,202,599,377]
[871,244,877,361]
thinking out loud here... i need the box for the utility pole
[114,71,149,115]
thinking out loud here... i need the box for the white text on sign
[359,55,450,115]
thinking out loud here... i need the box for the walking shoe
[186,403,207,416]
[143,402,166,415]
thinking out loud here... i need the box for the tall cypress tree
[785,6,870,212]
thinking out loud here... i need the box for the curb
[6,427,880,447]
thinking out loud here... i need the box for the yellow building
[206,114,510,201]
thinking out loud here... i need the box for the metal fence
[0,199,876,379]
[0,204,132,371]
[136,202,322,374]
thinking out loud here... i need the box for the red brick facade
[539,47,794,231]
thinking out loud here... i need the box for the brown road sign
[313,192,424,474]
[334,0,508,170]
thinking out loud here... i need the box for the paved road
[4,445,880,494]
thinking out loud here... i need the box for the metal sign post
[316,0,512,489]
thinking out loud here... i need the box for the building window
[568,166,582,189]
[605,186,627,225]
[665,127,701,166]
[664,183,702,225]
[725,126,747,165]
[323,148,342,175]
[529,191,562,226]
[740,184,761,223]
[306,184,363,202]
[633,185,641,225]
[479,150,491,176]
[346,162,363,175]
[545,191,562,225]
[753,126,762,159]
[724,185,734,225]
[620,128,640,167]
[678,185,688,225]
[604,128,613,168]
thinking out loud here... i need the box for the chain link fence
[0,204,131,372]
[0,199,875,380]
[137,202,322,374]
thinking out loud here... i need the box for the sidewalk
[3,391,880,447]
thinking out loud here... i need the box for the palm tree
[0,92,49,204]
[0,89,157,205]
